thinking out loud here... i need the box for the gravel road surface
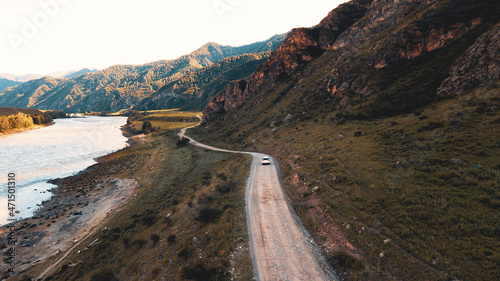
[179,126,337,281]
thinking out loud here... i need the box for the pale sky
[0,0,347,76]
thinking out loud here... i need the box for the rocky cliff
[438,22,500,95]
[204,0,499,119]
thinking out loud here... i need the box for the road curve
[179,125,337,281]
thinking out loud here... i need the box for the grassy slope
[190,84,500,280]
[190,2,500,279]
[17,112,253,281]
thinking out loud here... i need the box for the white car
[261,156,271,165]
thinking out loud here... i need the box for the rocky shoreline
[0,130,140,280]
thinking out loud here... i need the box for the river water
[0,116,128,225]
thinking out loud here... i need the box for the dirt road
[179,127,337,280]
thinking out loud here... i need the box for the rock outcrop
[204,0,499,120]
[438,23,500,95]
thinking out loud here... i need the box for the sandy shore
[0,135,139,280]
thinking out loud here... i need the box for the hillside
[135,53,271,111]
[0,78,20,92]
[192,0,500,280]
[0,34,285,113]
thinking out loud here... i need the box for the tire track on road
[179,122,338,281]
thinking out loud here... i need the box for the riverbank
[1,111,254,281]
[0,123,53,137]
[0,135,138,279]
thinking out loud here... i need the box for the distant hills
[0,73,42,83]
[46,68,99,79]
[135,52,271,111]
[0,68,98,92]
[0,34,286,112]
[0,78,21,92]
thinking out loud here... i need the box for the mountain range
[0,73,42,83]
[0,78,21,92]
[0,35,285,112]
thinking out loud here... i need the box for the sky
[0,0,347,76]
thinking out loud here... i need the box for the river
[0,116,128,225]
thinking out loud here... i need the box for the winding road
[180,125,337,281]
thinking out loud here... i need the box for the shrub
[132,239,147,249]
[216,181,236,194]
[167,235,176,244]
[195,208,223,223]
[32,115,42,124]
[181,263,220,281]
[90,268,119,281]
[142,121,153,134]
[328,251,364,271]
[177,137,190,147]
[178,248,192,260]
[150,234,160,246]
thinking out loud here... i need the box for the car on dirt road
[261,156,271,165]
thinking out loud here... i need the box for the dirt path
[179,125,338,280]
[34,178,137,280]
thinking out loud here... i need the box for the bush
[177,137,190,147]
[32,115,42,124]
[132,239,147,249]
[90,268,119,281]
[150,234,160,246]
[195,208,222,223]
[167,235,176,244]
[142,121,153,134]
[216,181,236,194]
[328,251,364,271]
[181,263,221,281]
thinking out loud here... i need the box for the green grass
[125,110,202,134]
[107,108,181,116]
[17,111,252,281]
[190,85,500,280]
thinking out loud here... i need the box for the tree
[142,121,153,134]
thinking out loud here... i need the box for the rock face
[204,0,499,120]
[438,23,500,95]
[204,79,248,119]
[204,0,373,118]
